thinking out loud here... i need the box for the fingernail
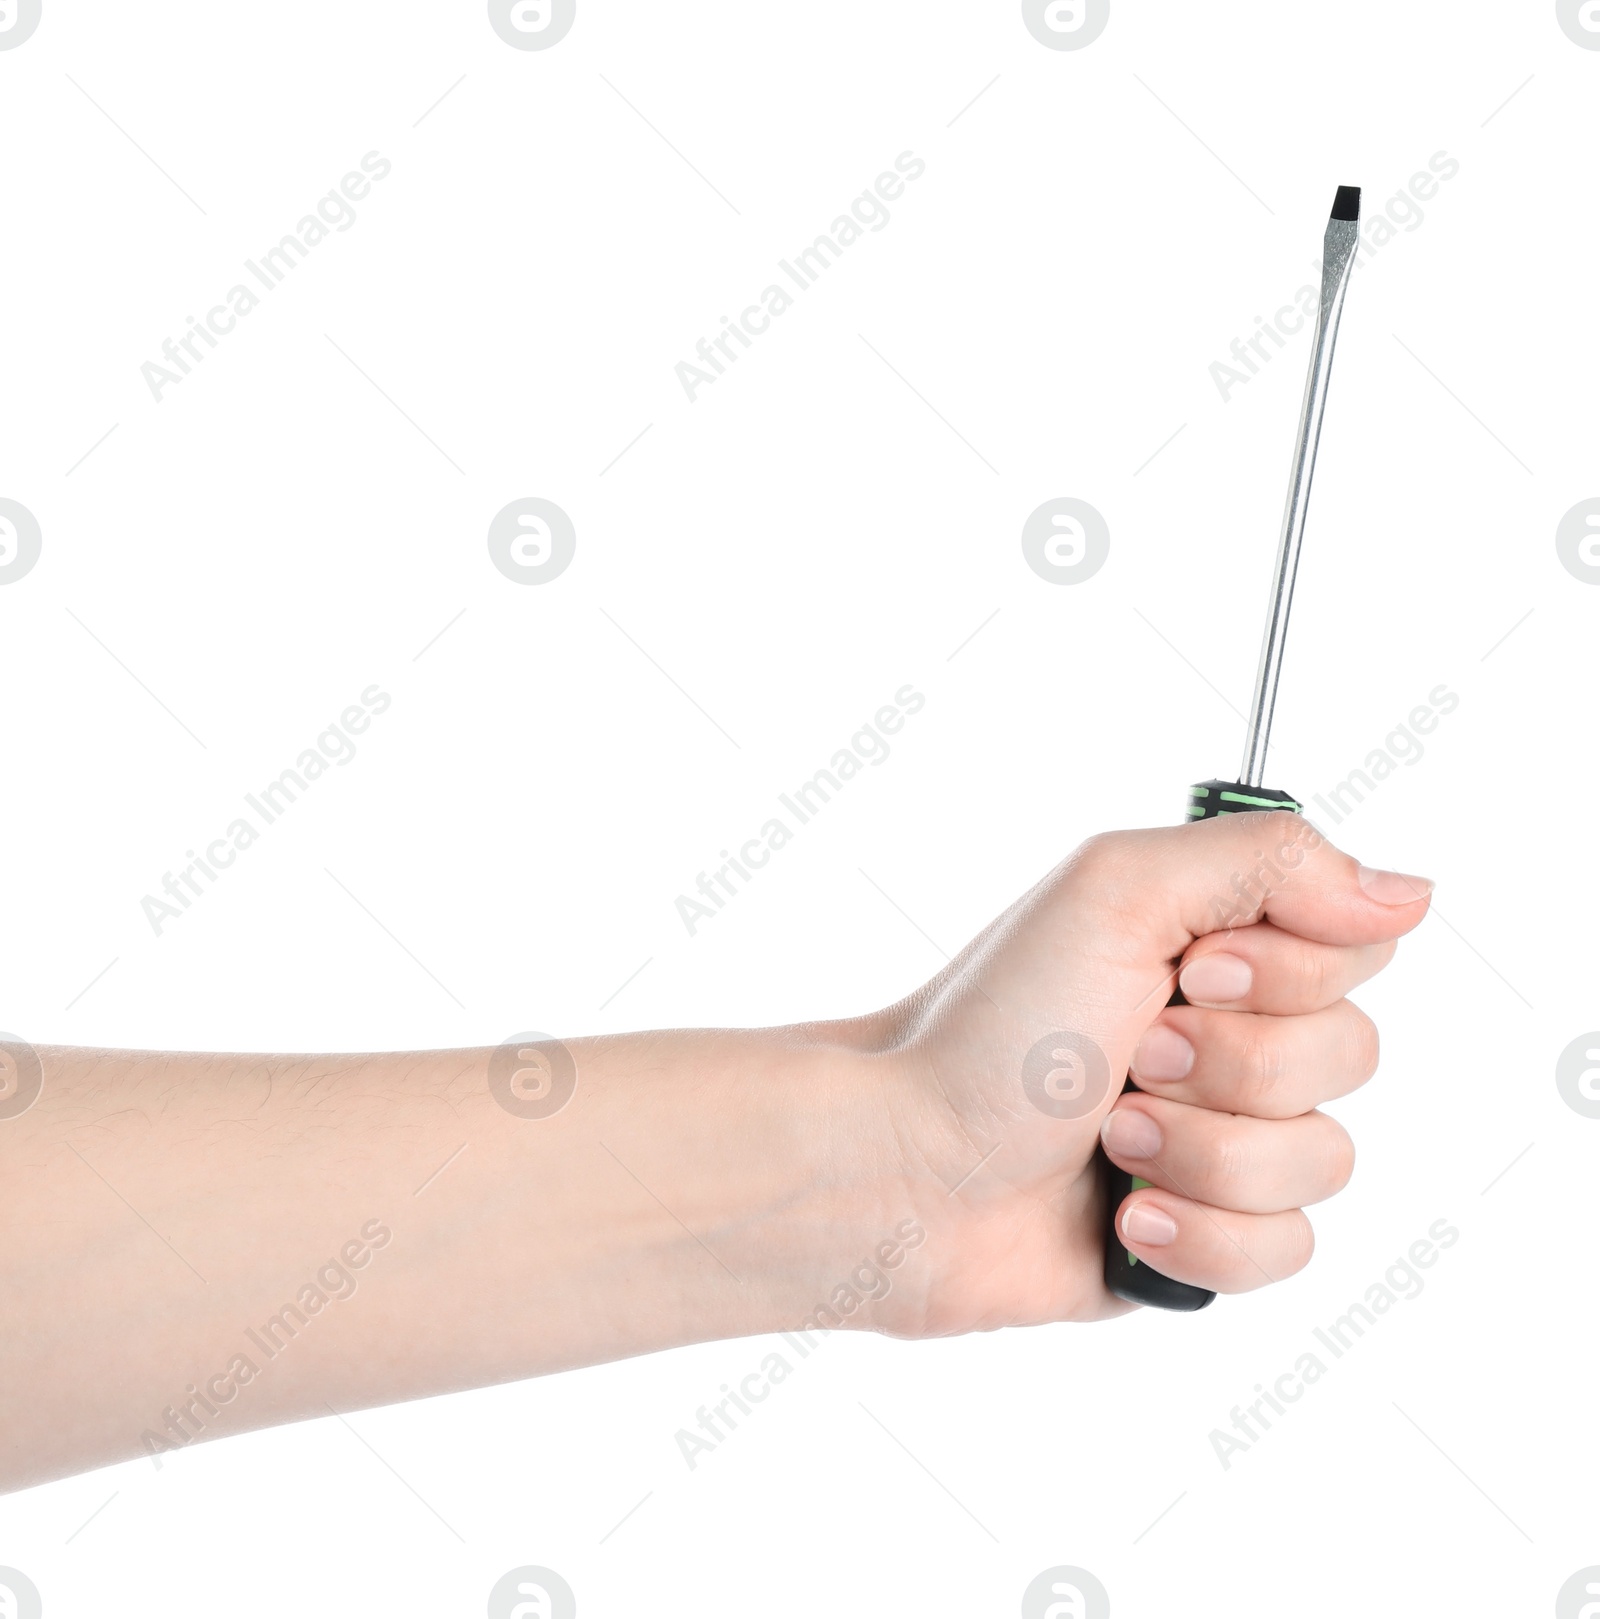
[1178,953,1252,1004]
[1132,1025,1195,1083]
[1101,1107,1162,1159]
[1122,1202,1178,1247]
[1357,865,1435,905]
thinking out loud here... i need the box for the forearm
[0,1026,912,1492]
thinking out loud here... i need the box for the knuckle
[1319,1116,1357,1194]
[1207,1126,1250,1192]
[1068,829,1139,882]
[1279,1211,1316,1277]
[1346,1005,1381,1085]
[1238,1022,1291,1115]
[1254,811,1321,878]
[1296,940,1333,1006]
[1063,830,1152,918]
[1218,1210,1316,1293]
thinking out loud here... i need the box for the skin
[0,812,1430,1493]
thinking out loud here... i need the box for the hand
[856,813,1432,1334]
[0,813,1432,1490]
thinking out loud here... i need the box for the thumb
[1067,811,1433,964]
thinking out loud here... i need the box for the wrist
[582,1020,933,1347]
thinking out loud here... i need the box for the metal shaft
[1239,200,1361,787]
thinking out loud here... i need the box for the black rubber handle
[1102,779,1301,1312]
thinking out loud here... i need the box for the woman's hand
[852,812,1432,1335]
[0,811,1430,1490]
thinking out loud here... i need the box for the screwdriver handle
[1101,779,1302,1312]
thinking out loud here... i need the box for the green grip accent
[1186,780,1302,821]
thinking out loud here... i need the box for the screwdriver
[1104,186,1363,1312]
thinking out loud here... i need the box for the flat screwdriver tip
[1330,185,1361,222]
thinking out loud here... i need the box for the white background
[0,2,1595,1614]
